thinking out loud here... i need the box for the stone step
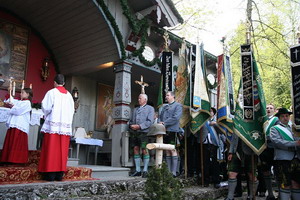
[80,165,131,179]
[0,178,227,200]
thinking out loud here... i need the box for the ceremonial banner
[190,43,211,134]
[217,54,234,135]
[234,44,268,155]
[290,44,300,130]
[158,51,173,106]
[175,41,190,127]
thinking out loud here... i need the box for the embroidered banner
[158,51,173,105]
[241,44,254,120]
[234,45,268,155]
[290,44,300,130]
[190,43,210,134]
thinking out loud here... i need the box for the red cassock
[38,133,70,172]
[1,128,28,163]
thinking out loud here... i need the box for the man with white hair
[129,94,155,177]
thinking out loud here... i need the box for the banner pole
[252,154,256,200]
[200,132,204,186]
[184,126,187,179]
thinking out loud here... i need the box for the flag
[175,41,190,127]
[158,51,174,107]
[233,44,268,155]
[217,54,234,140]
[190,43,211,134]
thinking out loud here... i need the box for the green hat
[275,107,292,117]
[147,124,166,136]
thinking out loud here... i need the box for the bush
[144,162,182,200]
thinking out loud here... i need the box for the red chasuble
[0,128,28,163]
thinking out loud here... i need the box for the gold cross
[135,75,149,94]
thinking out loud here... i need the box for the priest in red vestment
[38,74,74,181]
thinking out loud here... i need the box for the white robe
[5,98,31,134]
[41,88,74,136]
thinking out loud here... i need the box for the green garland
[98,0,185,67]
[97,0,126,59]
[119,0,162,67]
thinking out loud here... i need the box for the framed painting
[0,19,29,89]
[95,83,114,132]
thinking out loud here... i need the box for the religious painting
[0,19,29,89]
[95,83,114,134]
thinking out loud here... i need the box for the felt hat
[275,107,292,117]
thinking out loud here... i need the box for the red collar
[56,86,67,94]
[22,98,29,101]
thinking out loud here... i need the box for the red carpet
[0,150,95,185]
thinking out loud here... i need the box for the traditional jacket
[129,104,155,133]
[41,87,74,136]
[5,98,31,134]
[229,133,255,156]
[159,101,182,132]
[266,115,279,148]
[270,122,300,160]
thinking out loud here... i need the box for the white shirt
[41,87,74,136]
[5,98,31,134]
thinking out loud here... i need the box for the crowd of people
[1,77,299,200]
[129,91,300,200]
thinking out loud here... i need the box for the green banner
[234,48,268,155]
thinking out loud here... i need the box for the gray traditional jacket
[229,133,254,156]
[270,122,300,161]
[159,101,182,132]
[129,104,155,133]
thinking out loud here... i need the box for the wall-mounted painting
[0,19,29,89]
[96,83,114,134]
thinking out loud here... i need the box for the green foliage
[228,10,292,108]
[144,162,182,200]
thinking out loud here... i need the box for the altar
[0,107,44,150]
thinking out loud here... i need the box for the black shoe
[130,171,141,177]
[214,183,221,189]
[266,196,276,200]
[43,172,55,181]
[234,192,242,197]
[55,171,64,181]
[258,192,266,197]
[224,198,234,200]
[142,171,148,178]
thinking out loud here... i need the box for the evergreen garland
[144,162,182,200]
[97,0,126,59]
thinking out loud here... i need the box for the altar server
[38,74,74,181]
[1,88,33,163]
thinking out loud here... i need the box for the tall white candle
[21,80,24,89]
[12,81,15,96]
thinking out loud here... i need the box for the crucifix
[294,48,299,61]
[135,75,149,94]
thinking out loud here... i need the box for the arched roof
[0,0,121,75]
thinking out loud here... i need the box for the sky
[172,0,247,56]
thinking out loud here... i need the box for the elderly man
[270,108,300,200]
[129,94,155,177]
[158,91,182,177]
